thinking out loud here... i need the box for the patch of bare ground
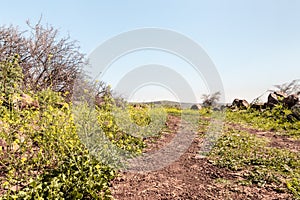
[142,115,181,153]
[110,115,293,199]
[228,122,300,152]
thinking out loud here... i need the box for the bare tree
[0,21,86,100]
[202,91,221,107]
[270,79,300,95]
[72,71,116,109]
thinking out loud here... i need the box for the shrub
[0,22,86,100]
[0,90,116,199]
[0,56,23,108]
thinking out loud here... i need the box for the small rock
[291,104,300,120]
[267,93,279,107]
[191,104,202,110]
[232,99,249,109]
[283,94,299,108]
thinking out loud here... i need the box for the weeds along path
[110,115,294,200]
[227,122,300,153]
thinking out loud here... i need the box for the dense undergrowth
[0,58,155,199]
[0,90,114,199]
[0,88,165,199]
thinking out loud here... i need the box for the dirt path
[110,115,294,200]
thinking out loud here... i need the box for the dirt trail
[110,115,294,200]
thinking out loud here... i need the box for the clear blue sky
[1,0,300,103]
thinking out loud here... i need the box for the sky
[1,0,300,103]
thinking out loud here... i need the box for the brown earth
[110,115,297,200]
[228,122,300,152]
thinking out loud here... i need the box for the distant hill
[129,100,197,109]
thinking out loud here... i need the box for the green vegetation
[0,89,115,199]
[226,106,300,137]
[0,58,150,199]
[165,106,212,117]
[0,90,157,199]
[207,109,300,198]
[1,22,299,199]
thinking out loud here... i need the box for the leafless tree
[202,91,221,107]
[72,71,115,108]
[0,20,86,100]
[270,79,300,95]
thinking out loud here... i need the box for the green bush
[0,56,23,111]
[0,90,116,199]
